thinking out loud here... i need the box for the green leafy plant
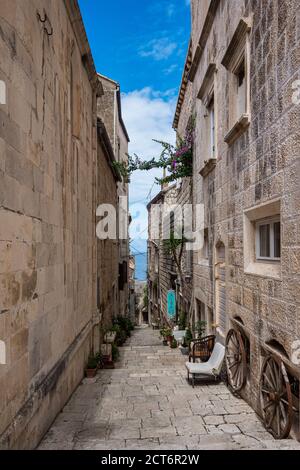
[160,328,172,338]
[195,321,206,339]
[112,115,195,185]
[116,329,127,346]
[86,355,98,369]
[112,316,134,346]
[94,352,104,369]
[178,311,187,330]
[170,338,178,349]
[184,328,193,347]
[112,343,120,362]
[163,232,189,288]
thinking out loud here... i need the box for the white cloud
[139,38,177,61]
[121,87,177,239]
[163,64,178,75]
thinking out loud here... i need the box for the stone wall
[97,75,130,317]
[96,131,119,335]
[0,0,98,449]
[175,78,194,325]
[176,0,300,439]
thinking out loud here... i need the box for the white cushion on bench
[185,343,225,377]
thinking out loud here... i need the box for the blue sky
[79,0,191,278]
[79,0,190,94]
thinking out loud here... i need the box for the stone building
[173,0,300,440]
[148,184,180,325]
[0,0,129,449]
[128,255,136,324]
[96,119,122,336]
[97,74,130,318]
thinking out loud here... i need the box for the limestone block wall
[97,140,119,334]
[175,80,194,324]
[181,0,300,436]
[158,187,179,320]
[0,0,97,448]
[97,75,129,317]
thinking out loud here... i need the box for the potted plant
[180,336,189,355]
[164,328,173,345]
[85,355,98,378]
[195,320,206,339]
[184,328,193,347]
[112,343,119,362]
[170,338,178,349]
[94,352,103,369]
[178,310,187,330]
[104,327,117,344]
[160,327,170,345]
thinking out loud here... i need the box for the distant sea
[131,239,147,281]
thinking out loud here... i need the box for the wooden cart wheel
[225,329,247,392]
[259,355,293,439]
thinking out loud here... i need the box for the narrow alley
[38,327,300,451]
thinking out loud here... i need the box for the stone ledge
[200,158,217,177]
[224,114,250,145]
[221,17,252,70]
[244,261,281,280]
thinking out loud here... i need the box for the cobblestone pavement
[38,327,300,450]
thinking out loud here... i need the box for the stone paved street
[38,327,300,450]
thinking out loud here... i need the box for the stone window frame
[243,198,281,279]
[196,227,210,267]
[198,63,218,177]
[222,17,252,145]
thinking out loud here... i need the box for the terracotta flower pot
[85,368,97,378]
[166,335,174,346]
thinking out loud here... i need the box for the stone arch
[265,338,289,359]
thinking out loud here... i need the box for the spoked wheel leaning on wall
[259,355,293,439]
[225,329,247,393]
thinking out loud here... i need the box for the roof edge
[64,0,103,97]
[97,118,122,182]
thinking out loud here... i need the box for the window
[197,228,209,263]
[222,17,252,145]
[235,57,246,118]
[256,217,281,261]
[203,228,209,259]
[208,95,215,158]
[185,248,193,274]
[198,63,218,176]
[243,199,281,279]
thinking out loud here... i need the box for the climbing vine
[113,115,195,184]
